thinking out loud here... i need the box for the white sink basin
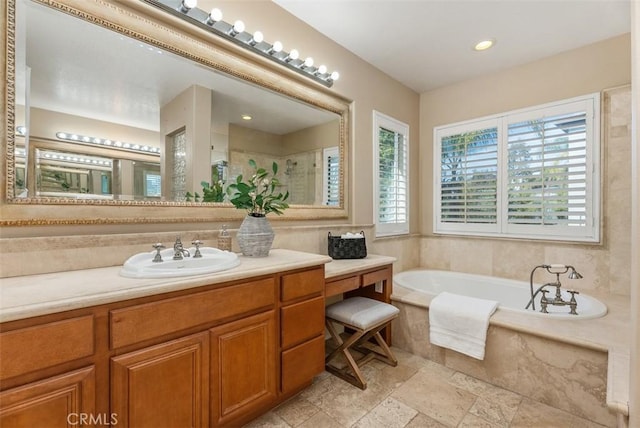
[120,247,240,279]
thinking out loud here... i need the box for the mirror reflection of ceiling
[23,0,336,135]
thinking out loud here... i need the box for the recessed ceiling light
[474,39,495,51]
[241,114,252,121]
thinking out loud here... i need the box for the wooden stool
[325,297,399,389]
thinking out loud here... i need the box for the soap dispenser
[217,224,232,251]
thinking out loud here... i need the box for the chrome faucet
[173,237,191,260]
[525,264,583,315]
[540,289,580,315]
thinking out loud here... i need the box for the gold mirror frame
[1,0,350,226]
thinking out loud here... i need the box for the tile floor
[245,347,608,428]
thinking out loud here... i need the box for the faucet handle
[567,290,579,315]
[192,240,203,258]
[152,243,165,263]
[539,289,549,313]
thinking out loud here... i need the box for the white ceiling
[273,0,632,93]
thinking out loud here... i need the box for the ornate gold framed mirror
[2,0,350,226]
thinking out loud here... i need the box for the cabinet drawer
[325,275,360,297]
[281,335,324,394]
[281,267,324,302]
[362,267,391,287]
[0,316,94,380]
[111,278,275,349]
[280,296,325,349]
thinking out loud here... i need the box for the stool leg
[372,331,398,366]
[352,324,398,367]
[325,319,368,389]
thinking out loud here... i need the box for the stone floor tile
[510,398,609,428]
[391,367,477,427]
[244,411,291,428]
[352,397,418,428]
[458,412,501,427]
[296,410,344,428]
[274,395,320,427]
[379,361,420,388]
[298,375,372,426]
[468,396,516,427]
[404,412,448,428]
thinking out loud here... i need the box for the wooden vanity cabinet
[0,367,96,428]
[210,311,276,426]
[111,333,210,428]
[0,315,97,428]
[280,268,326,396]
[0,264,326,428]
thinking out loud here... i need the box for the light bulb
[330,71,340,81]
[474,39,495,51]
[206,8,222,25]
[304,57,314,67]
[229,20,245,36]
[285,49,299,62]
[249,31,263,46]
[317,65,327,74]
[269,41,283,54]
[179,0,197,13]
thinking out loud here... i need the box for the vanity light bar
[55,132,161,156]
[39,151,113,167]
[143,0,340,88]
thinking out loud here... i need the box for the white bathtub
[394,269,607,319]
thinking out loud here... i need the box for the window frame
[433,93,600,243]
[373,111,410,237]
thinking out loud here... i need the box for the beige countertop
[0,249,331,323]
[324,254,396,279]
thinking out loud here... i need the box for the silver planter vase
[237,214,274,257]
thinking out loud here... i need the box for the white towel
[428,292,498,360]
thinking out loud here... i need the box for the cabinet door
[210,311,276,427]
[0,366,95,428]
[111,332,209,428]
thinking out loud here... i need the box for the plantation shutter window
[506,109,589,232]
[374,111,410,236]
[440,125,498,227]
[323,146,340,206]
[434,94,599,242]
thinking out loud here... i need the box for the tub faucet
[525,264,583,315]
[173,237,191,260]
[540,289,580,315]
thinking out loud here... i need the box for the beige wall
[630,0,639,423]
[160,84,213,196]
[419,34,632,297]
[420,33,631,235]
[229,123,284,156]
[282,120,340,154]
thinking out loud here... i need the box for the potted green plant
[227,159,289,256]
[185,180,225,203]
